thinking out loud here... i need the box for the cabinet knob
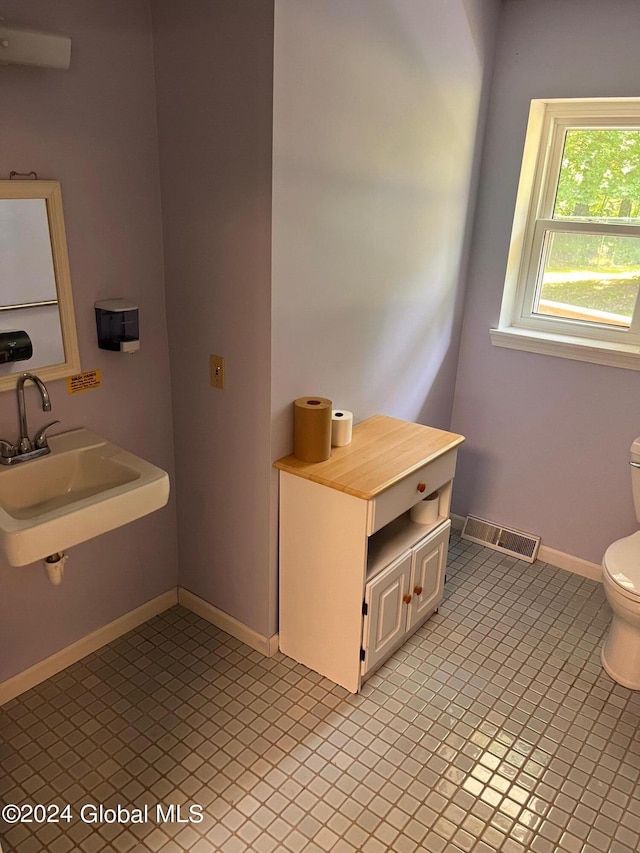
[417,482,426,493]
[403,593,412,604]
[414,585,423,595]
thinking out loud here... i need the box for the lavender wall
[0,0,177,682]
[271,0,499,448]
[152,0,498,642]
[152,1,275,638]
[451,0,640,564]
[270,0,500,630]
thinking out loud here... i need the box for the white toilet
[601,437,640,689]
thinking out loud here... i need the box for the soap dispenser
[95,299,140,353]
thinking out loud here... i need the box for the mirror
[0,180,80,391]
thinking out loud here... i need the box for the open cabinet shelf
[367,481,452,579]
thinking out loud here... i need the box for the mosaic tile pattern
[2,533,640,852]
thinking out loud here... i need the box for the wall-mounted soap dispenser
[95,299,140,353]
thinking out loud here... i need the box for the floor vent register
[461,515,541,563]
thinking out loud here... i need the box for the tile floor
[2,533,640,853]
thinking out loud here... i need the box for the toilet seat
[603,531,640,599]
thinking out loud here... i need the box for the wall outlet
[210,354,225,390]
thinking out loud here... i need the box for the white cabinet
[362,521,450,677]
[408,522,450,630]
[275,415,463,693]
[363,551,413,675]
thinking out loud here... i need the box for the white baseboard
[1,587,279,706]
[537,545,602,581]
[451,513,602,581]
[0,589,178,706]
[179,588,279,657]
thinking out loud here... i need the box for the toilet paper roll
[410,492,439,525]
[331,410,353,447]
[294,397,332,462]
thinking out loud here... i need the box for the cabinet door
[407,521,450,632]
[362,551,412,674]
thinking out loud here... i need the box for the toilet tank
[632,437,640,520]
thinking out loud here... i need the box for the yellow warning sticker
[67,369,101,395]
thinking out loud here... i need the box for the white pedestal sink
[0,429,170,566]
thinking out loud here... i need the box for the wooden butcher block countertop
[274,414,464,500]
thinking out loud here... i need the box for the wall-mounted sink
[0,428,170,566]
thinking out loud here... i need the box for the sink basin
[0,428,170,566]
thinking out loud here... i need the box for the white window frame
[491,98,640,370]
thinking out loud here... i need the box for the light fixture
[0,19,71,70]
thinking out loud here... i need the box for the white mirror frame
[0,180,80,391]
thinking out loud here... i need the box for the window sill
[490,326,640,370]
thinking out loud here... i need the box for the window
[492,99,640,369]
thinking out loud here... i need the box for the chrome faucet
[0,372,59,465]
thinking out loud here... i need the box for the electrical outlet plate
[210,354,225,389]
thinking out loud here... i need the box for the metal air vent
[461,515,540,563]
